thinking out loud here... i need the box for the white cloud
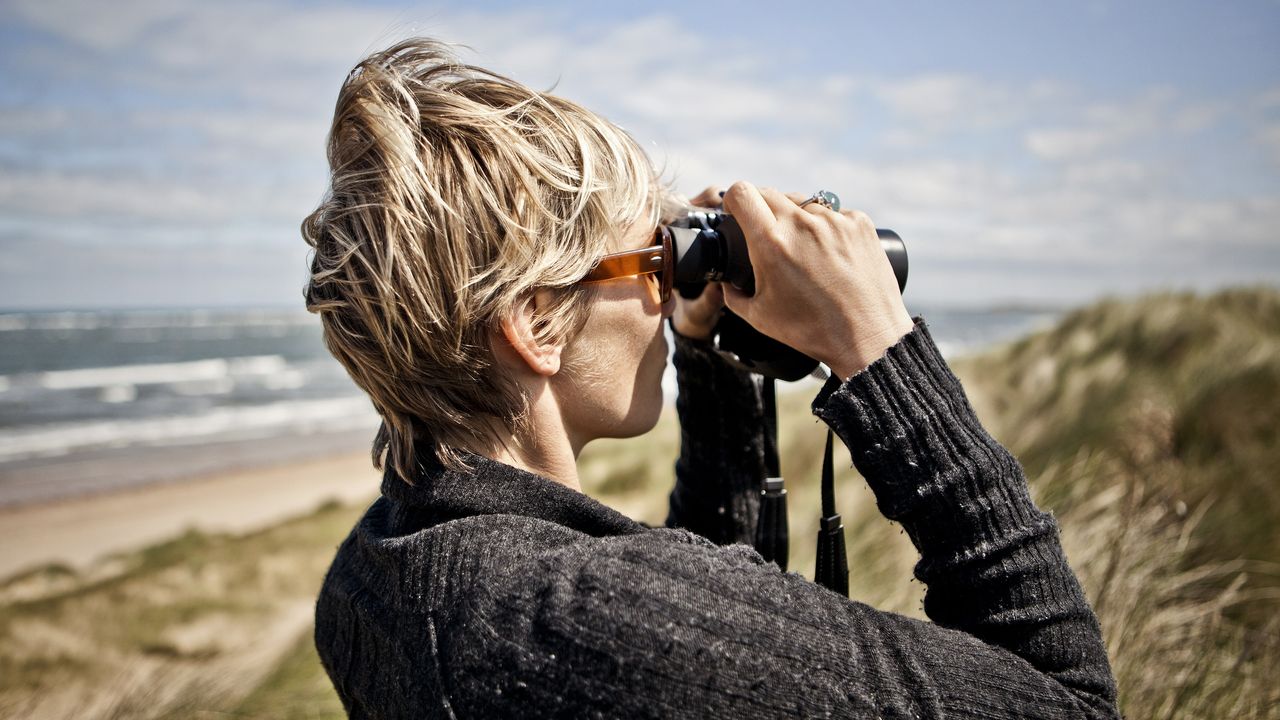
[0,163,320,228]
[1058,159,1149,186]
[1172,102,1227,133]
[6,0,187,51]
[1025,127,1121,161]
[0,0,1276,309]
[0,108,77,134]
[1022,87,1185,162]
[875,74,1004,124]
[1257,123,1280,165]
[0,171,233,223]
[1255,86,1280,110]
[0,235,312,308]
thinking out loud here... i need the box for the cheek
[632,307,666,374]
[604,293,661,365]
[571,287,665,395]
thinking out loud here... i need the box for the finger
[839,207,875,225]
[758,186,806,220]
[838,208,876,235]
[722,181,777,239]
[783,189,834,217]
[690,186,724,208]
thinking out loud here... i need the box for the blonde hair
[302,38,664,481]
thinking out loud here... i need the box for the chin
[612,397,663,439]
[607,379,665,439]
[637,392,664,432]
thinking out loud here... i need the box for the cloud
[1025,127,1122,161]
[1022,87,1180,162]
[6,0,186,52]
[0,234,311,308]
[1258,123,1280,165]
[1173,102,1227,133]
[1255,86,1280,110]
[0,0,1276,310]
[874,74,1020,129]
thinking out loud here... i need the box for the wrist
[825,313,915,380]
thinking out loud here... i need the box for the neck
[481,381,583,492]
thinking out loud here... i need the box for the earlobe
[500,293,563,377]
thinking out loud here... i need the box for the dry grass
[2,288,1276,718]
[0,500,366,720]
[951,287,1280,719]
[1046,452,1280,719]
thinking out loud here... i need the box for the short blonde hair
[302,38,664,480]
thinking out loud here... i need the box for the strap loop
[814,429,849,596]
[754,379,789,569]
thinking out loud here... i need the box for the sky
[0,0,1278,310]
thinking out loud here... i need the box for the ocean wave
[0,396,380,463]
[12,355,291,391]
[0,309,317,332]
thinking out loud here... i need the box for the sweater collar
[380,449,647,538]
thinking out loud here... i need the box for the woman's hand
[720,181,913,379]
[672,282,725,341]
[671,186,727,341]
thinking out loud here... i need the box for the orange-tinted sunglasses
[578,226,674,302]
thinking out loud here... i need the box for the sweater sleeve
[436,321,1119,719]
[663,329,767,546]
[810,319,1116,714]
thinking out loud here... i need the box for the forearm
[812,319,1118,713]
[664,330,767,545]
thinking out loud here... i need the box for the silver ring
[798,189,840,212]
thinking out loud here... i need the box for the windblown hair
[302,38,664,481]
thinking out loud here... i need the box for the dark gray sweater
[315,320,1119,719]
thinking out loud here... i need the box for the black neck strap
[754,378,789,570]
[753,377,848,594]
[814,428,849,596]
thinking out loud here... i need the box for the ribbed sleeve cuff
[811,319,1046,558]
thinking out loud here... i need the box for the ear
[499,289,563,377]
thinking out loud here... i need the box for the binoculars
[667,209,909,380]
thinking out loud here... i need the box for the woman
[304,39,1119,719]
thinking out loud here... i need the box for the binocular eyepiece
[666,209,909,380]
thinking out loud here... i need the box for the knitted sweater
[314,320,1119,719]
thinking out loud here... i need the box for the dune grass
[952,288,1280,718]
[954,288,1280,572]
[0,500,367,719]
[2,288,1276,718]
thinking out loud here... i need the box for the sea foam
[28,355,289,391]
[0,396,379,463]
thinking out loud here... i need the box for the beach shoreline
[0,445,379,580]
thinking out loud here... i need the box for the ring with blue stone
[798,190,840,212]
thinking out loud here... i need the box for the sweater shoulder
[430,531,874,718]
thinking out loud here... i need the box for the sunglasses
[578,225,674,303]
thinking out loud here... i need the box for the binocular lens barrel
[670,212,908,298]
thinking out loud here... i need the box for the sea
[0,305,1059,506]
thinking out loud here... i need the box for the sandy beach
[0,448,379,580]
